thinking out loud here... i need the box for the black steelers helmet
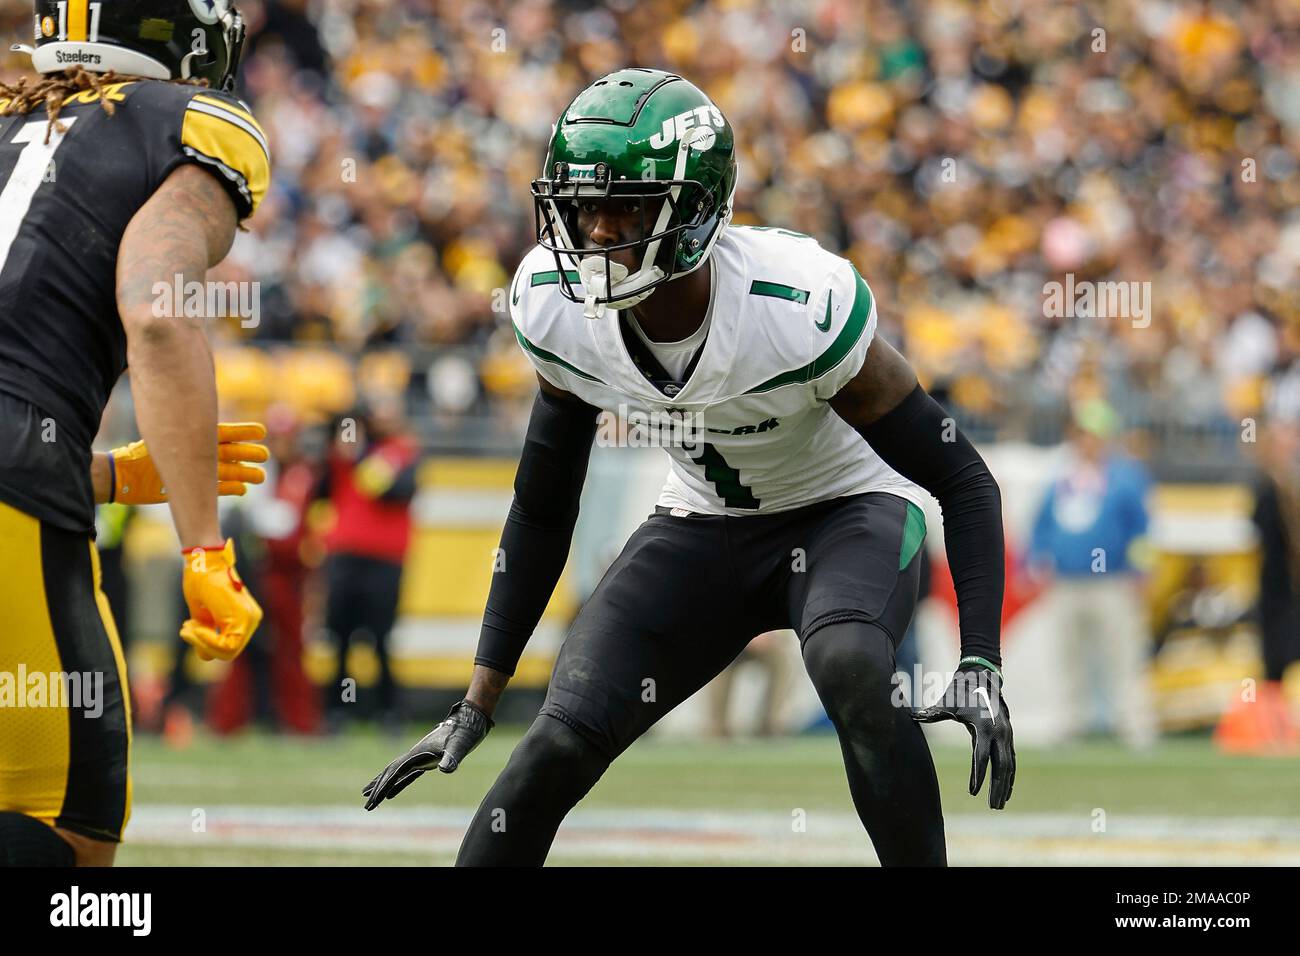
[14,1,246,92]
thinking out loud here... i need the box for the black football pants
[456,492,946,865]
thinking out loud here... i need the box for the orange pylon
[1214,680,1300,755]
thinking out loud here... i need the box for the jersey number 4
[0,118,77,275]
[689,442,760,510]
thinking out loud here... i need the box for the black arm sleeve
[854,383,1004,667]
[474,389,600,676]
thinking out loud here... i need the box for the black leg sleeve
[802,622,947,865]
[455,715,610,866]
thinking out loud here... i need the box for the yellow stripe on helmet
[66,0,89,42]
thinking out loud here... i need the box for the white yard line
[122,805,1300,865]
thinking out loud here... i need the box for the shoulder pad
[726,228,877,397]
[178,86,271,219]
[510,246,608,389]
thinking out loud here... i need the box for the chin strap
[577,256,662,319]
[579,257,613,319]
[608,268,663,311]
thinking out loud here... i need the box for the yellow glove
[179,539,263,662]
[110,422,270,505]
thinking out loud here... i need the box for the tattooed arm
[116,164,238,546]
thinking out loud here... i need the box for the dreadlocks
[0,66,207,144]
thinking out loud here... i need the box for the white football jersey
[509,225,925,515]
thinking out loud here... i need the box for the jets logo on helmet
[647,105,726,149]
[14,0,247,93]
[531,68,738,319]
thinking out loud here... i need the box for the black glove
[362,700,494,811]
[912,662,1016,810]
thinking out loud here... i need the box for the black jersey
[0,78,270,532]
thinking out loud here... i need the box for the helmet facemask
[178,2,247,91]
[205,4,247,93]
[532,126,726,319]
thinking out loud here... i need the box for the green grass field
[116,728,1300,866]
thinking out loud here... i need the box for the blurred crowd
[5,0,1298,447]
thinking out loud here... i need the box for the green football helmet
[532,68,737,317]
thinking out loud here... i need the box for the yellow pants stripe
[89,540,132,829]
[0,502,69,828]
[0,499,132,841]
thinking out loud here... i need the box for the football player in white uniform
[365,69,1016,866]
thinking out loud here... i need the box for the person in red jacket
[318,396,419,729]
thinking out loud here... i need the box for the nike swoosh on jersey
[815,291,832,332]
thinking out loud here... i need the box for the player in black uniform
[0,0,269,866]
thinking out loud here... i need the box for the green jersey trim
[899,501,927,570]
[745,266,874,394]
[749,280,810,304]
[513,324,606,385]
[530,270,582,288]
